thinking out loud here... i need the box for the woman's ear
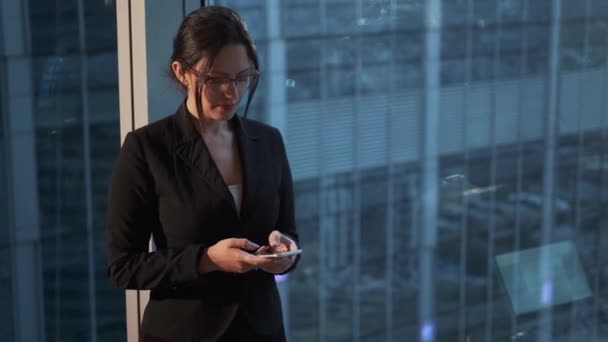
[171,61,188,87]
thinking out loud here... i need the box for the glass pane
[213,0,608,340]
[0,246,13,342]
[284,3,320,38]
[0,58,13,341]
[287,69,320,101]
[30,0,80,56]
[2,0,123,341]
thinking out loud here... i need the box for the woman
[106,6,299,342]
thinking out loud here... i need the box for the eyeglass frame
[185,66,260,93]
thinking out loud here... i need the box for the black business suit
[106,103,299,342]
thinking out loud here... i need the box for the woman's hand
[198,238,274,274]
[255,230,298,274]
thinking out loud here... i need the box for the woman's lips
[219,104,234,111]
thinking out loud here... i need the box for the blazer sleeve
[274,128,300,275]
[106,132,205,290]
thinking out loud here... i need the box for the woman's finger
[255,246,270,255]
[280,234,297,248]
[269,230,297,248]
[269,230,282,247]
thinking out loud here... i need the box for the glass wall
[0,48,14,341]
[1,0,124,341]
[31,1,122,340]
[211,0,608,341]
[32,0,123,339]
[1,0,607,341]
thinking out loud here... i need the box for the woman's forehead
[196,44,252,74]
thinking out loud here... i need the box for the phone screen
[258,249,302,259]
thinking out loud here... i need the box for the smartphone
[257,249,302,259]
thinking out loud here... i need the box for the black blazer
[106,103,299,342]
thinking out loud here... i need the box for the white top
[227,184,243,214]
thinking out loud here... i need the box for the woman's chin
[220,110,237,120]
[208,109,236,121]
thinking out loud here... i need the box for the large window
[0,51,14,342]
[1,0,123,341]
[212,0,608,341]
[2,0,608,341]
[32,0,123,340]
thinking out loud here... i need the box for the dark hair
[170,6,259,118]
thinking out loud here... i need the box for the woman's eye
[209,78,227,84]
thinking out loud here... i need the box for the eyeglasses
[186,66,259,93]
[184,65,260,92]
[204,72,259,93]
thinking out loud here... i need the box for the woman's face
[183,44,255,121]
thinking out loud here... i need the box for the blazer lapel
[233,114,259,219]
[173,104,238,215]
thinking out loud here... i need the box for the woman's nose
[224,82,239,98]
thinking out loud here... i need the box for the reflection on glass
[496,241,592,315]
[210,0,608,341]
[2,1,123,342]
